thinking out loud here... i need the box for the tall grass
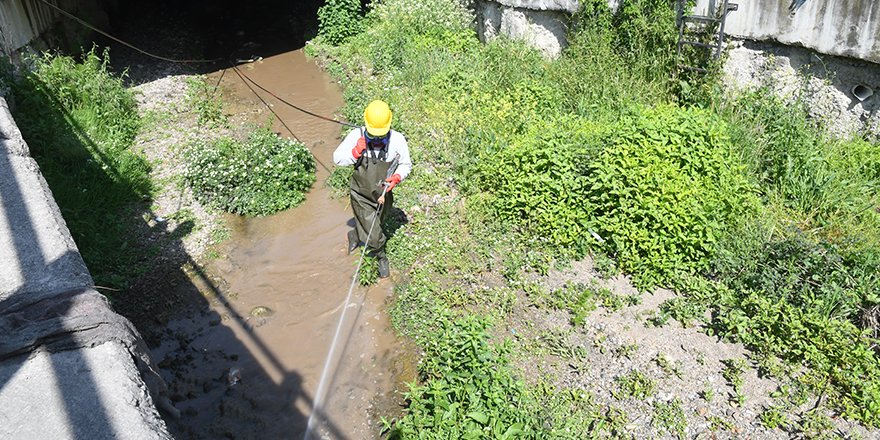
[11,48,151,288]
[317,0,880,432]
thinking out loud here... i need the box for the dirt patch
[508,256,877,439]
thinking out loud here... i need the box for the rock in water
[250,306,274,317]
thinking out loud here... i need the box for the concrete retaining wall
[695,0,880,64]
[723,38,880,139]
[474,0,580,58]
[0,0,112,61]
[692,0,880,138]
[0,96,172,439]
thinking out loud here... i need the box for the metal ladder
[676,0,738,74]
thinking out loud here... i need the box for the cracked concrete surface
[0,96,172,439]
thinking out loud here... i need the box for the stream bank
[97,2,414,438]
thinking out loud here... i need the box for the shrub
[317,0,364,46]
[588,105,757,287]
[475,117,599,253]
[184,127,315,216]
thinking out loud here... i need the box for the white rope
[303,186,388,440]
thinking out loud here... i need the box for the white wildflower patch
[183,127,316,216]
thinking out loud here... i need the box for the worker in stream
[333,100,412,278]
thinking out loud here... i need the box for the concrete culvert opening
[44,1,413,439]
[852,84,874,102]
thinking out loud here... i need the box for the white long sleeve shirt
[332,128,412,181]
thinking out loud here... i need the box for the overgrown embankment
[5,48,317,330]
[313,0,880,437]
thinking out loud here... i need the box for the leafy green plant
[387,315,541,438]
[654,353,681,378]
[475,117,599,253]
[615,343,639,360]
[11,47,150,288]
[326,165,352,198]
[358,256,378,286]
[721,358,747,406]
[185,76,226,127]
[316,0,363,46]
[587,105,757,288]
[700,382,714,402]
[760,405,788,430]
[184,127,315,216]
[716,230,867,322]
[614,370,656,400]
[797,409,834,439]
[652,398,687,439]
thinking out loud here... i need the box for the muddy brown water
[154,50,413,440]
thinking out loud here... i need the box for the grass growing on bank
[314,0,880,434]
[10,48,151,289]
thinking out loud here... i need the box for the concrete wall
[695,0,880,64]
[0,0,112,61]
[724,38,880,139]
[0,0,57,56]
[0,97,173,439]
[687,0,880,138]
[474,0,581,58]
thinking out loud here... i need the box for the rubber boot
[347,229,359,254]
[377,255,390,279]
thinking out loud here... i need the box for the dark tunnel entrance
[90,0,331,81]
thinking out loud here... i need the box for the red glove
[384,174,402,191]
[352,136,367,159]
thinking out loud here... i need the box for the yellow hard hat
[364,100,393,137]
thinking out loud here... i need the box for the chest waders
[350,140,393,258]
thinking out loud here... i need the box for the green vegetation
[652,398,687,439]
[615,370,656,400]
[721,358,747,406]
[314,0,880,434]
[760,405,788,430]
[317,0,363,46]
[185,76,227,127]
[10,48,151,288]
[183,127,316,216]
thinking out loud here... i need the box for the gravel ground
[507,258,878,439]
[130,74,224,262]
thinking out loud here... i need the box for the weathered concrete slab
[493,0,579,12]
[0,96,173,438]
[0,98,92,302]
[0,344,172,440]
[695,0,880,64]
[476,0,572,58]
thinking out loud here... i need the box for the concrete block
[0,343,172,440]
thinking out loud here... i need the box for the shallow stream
[154,50,411,440]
